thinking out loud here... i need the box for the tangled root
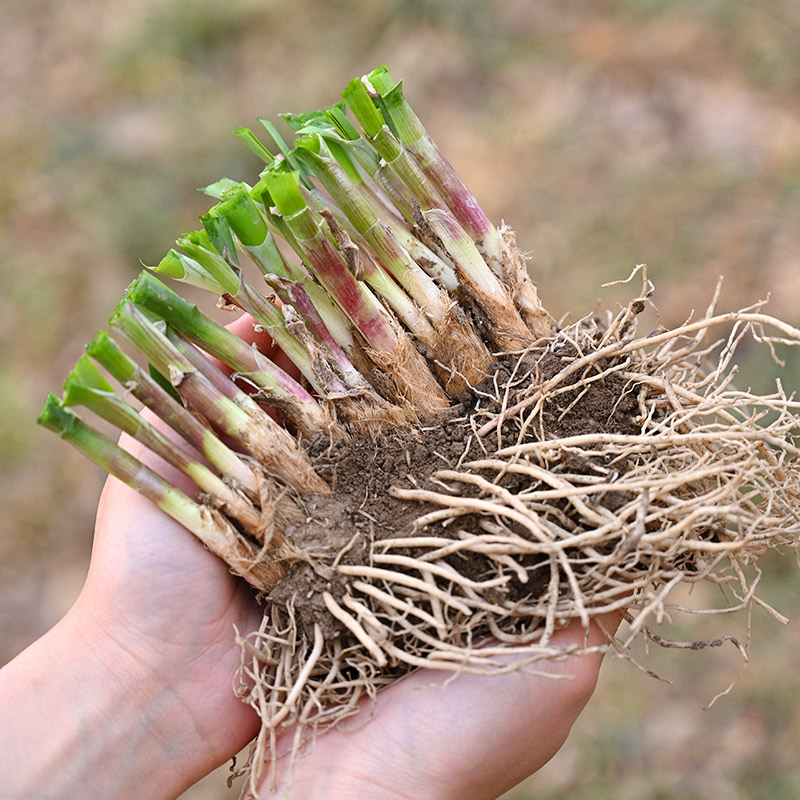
[234,276,800,795]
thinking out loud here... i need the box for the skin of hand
[0,461,265,800]
[261,614,618,800]
[0,316,618,800]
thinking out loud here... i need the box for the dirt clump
[267,343,644,648]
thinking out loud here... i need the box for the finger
[225,311,273,351]
[221,311,302,382]
[116,426,199,497]
[368,615,620,800]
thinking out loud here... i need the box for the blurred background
[2,0,799,797]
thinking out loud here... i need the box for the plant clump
[39,66,800,796]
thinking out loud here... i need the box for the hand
[0,435,265,799]
[0,313,617,800]
[60,313,280,792]
[0,316,271,799]
[259,614,617,800]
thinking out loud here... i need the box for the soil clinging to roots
[235,276,800,794]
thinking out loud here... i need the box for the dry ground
[2,1,799,797]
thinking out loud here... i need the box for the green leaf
[199,177,243,199]
[200,210,240,266]
[216,185,269,246]
[258,118,314,188]
[64,353,115,395]
[233,126,275,164]
[341,77,385,139]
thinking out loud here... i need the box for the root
[498,225,552,339]
[428,295,492,395]
[322,390,412,438]
[238,409,331,496]
[234,287,800,792]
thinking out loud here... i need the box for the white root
[322,591,388,668]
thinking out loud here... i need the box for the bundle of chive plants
[41,66,800,794]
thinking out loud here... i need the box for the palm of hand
[77,470,612,800]
[75,468,263,761]
[264,615,611,800]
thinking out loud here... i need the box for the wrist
[0,604,242,800]
[67,592,258,794]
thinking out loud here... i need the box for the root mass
[236,289,800,792]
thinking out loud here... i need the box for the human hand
[61,313,296,792]
[254,614,617,800]
[80,314,618,800]
[0,442,264,800]
[0,316,272,799]
[0,313,616,800]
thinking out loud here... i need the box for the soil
[268,344,642,639]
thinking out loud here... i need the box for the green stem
[109,300,281,447]
[161,234,329,393]
[108,302,332,490]
[204,199,362,378]
[367,66,503,260]
[38,395,276,590]
[85,332,259,496]
[39,395,219,532]
[62,356,260,530]
[124,272,326,426]
[295,139,449,322]
[266,171,400,354]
